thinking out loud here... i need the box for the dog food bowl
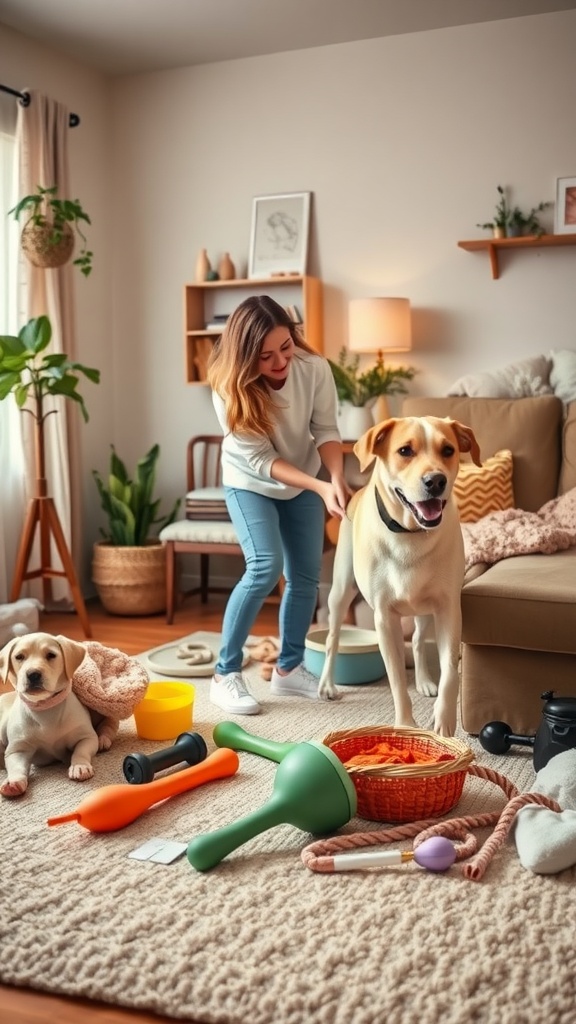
[304,627,385,686]
[133,681,195,741]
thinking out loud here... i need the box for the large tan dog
[318,416,481,736]
[0,633,118,798]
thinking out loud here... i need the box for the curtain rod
[0,83,80,127]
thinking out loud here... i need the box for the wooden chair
[159,435,243,624]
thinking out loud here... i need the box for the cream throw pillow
[453,449,515,523]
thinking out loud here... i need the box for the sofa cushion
[461,547,576,655]
[549,350,576,404]
[448,354,552,399]
[453,449,514,522]
[402,395,563,512]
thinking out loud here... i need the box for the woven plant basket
[322,725,474,823]
[92,540,166,616]
[21,220,75,269]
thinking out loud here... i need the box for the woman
[207,295,350,714]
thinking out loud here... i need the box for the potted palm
[328,347,416,437]
[9,184,93,276]
[92,445,181,616]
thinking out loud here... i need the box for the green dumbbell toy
[187,722,357,871]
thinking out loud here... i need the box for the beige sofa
[402,395,576,737]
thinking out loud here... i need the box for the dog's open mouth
[396,490,446,529]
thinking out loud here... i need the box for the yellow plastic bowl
[133,681,195,741]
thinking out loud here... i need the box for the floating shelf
[457,233,576,279]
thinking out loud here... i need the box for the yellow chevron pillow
[453,449,515,523]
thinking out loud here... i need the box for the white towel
[514,749,576,874]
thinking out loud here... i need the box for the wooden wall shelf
[458,233,576,279]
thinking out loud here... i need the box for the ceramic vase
[195,248,212,282]
[218,252,236,280]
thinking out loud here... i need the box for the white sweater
[212,351,342,499]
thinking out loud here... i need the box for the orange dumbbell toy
[47,747,239,833]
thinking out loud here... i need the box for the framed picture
[248,191,311,279]
[554,176,576,234]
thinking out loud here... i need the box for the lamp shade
[348,298,412,354]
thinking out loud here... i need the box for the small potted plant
[328,347,415,407]
[9,184,93,276]
[507,201,551,238]
[92,445,181,616]
[477,184,511,238]
[328,347,416,437]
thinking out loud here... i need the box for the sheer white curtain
[14,89,80,606]
[0,92,26,602]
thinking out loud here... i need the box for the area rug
[1,632,575,1024]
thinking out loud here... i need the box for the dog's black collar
[375,486,417,533]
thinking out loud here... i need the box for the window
[0,92,26,600]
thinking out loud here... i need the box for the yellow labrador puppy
[318,417,481,736]
[0,632,115,798]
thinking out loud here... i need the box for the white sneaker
[270,663,320,700]
[210,673,261,715]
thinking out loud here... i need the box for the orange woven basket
[322,725,475,823]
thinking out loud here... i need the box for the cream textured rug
[1,632,575,1024]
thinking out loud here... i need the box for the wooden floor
[1,595,279,1024]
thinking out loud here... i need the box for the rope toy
[176,642,214,666]
[301,764,562,881]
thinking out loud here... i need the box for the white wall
[1,11,576,591]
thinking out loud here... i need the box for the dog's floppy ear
[55,636,86,680]
[0,637,20,690]
[448,420,482,466]
[353,419,398,472]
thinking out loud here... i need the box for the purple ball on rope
[414,836,457,872]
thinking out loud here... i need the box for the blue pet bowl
[304,627,386,686]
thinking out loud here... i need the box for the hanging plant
[9,184,93,276]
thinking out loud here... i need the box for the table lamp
[348,297,412,420]
[348,297,412,361]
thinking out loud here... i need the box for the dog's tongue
[414,499,443,521]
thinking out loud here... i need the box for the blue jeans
[215,486,325,676]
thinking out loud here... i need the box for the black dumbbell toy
[479,721,534,756]
[123,731,208,784]
[479,691,576,771]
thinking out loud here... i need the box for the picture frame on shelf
[248,191,311,279]
[554,176,576,234]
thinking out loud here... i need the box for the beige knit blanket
[71,641,149,719]
[462,487,576,572]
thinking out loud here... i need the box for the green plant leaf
[93,444,181,546]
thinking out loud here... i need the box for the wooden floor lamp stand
[10,476,92,639]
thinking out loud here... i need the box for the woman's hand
[319,476,352,520]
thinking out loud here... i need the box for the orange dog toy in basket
[322,725,475,822]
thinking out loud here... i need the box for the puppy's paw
[1,777,28,798]
[97,733,113,752]
[69,763,95,781]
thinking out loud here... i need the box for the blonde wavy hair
[207,295,316,436]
